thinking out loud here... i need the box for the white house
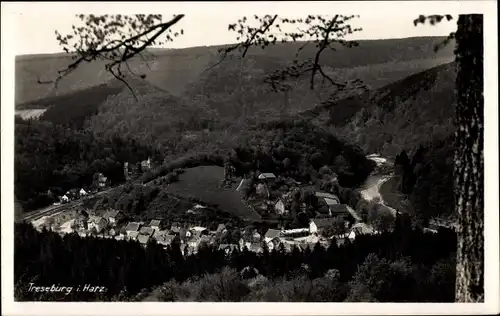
[79,188,88,196]
[309,218,336,235]
[61,195,69,203]
[141,157,151,171]
[274,199,287,215]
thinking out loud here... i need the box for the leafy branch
[44,14,185,99]
[413,15,456,52]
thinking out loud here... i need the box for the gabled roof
[315,192,339,200]
[137,234,151,244]
[88,215,106,224]
[149,219,161,227]
[324,198,339,206]
[128,231,139,239]
[328,204,350,214]
[350,222,374,235]
[125,222,141,232]
[103,209,121,218]
[216,223,226,232]
[139,226,155,236]
[310,218,336,228]
[264,229,282,239]
[258,173,276,180]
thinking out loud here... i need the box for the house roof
[137,234,151,244]
[258,173,276,179]
[103,209,121,218]
[328,204,350,214]
[311,218,336,228]
[125,222,141,232]
[324,198,339,206]
[351,222,374,235]
[264,229,282,239]
[149,219,161,227]
[216,224,226,232]
[155,233,176,245]
[139,226,155,236]
[315,192,339,200]
[88,216,106,224]
[128,231,139,239]
[191,226,207,232]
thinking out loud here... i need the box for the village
[32,157,388,257]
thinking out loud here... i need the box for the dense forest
[15,220,456,302]
[393,136,454,224]
[15,118,157,210]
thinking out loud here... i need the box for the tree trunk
[454,14,484,303]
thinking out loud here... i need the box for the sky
[4,2,461,56]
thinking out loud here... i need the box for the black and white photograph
[1,1,498,314]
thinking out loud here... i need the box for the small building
[125,222,141,236]
[149,219,162,231]
[139,226,155,237]
[61,195,70,203]
[87,216,108,233]
[274,199,287,215]
[103,210,125,226]
[348,222,375,240]
[154,231,178,247]
[264,229,282,243]
[190,226,208,233]
[66,188,80,200]
[141,157,151,171]
[258,173,276,182]
[74,210,89,230]
[266,237,282,251]
[249,242,263,253]
[79,188,88,197]
[137,234,151,246]
[128,231,140,240]
[309,218,337,235]
[96,173,107,188]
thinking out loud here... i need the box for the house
[266,236,283,251]
[128,231,140,240]
[74,210,89,230]
[137,234,151,246]
[61,195,70,203]
[149,219,162,231]
[139,226,155,237]
[309,218,337,235]
[103,210,125,225]
[326,204,353,219]
[96,173,107,188]
[219,244,239,255]
[274,199,287,215]
[216,223,227,234]
[79,188,88,197]
[264,229,282,243]
[66,188,80,200]
[154,232,178,247]
[87,216,108,233]
[348,222,375,240]
[190,226,208,233]
[258,172,276,183]
[141,157,151,171]
[125,222,141,236]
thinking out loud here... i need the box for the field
[165,166,262,221]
